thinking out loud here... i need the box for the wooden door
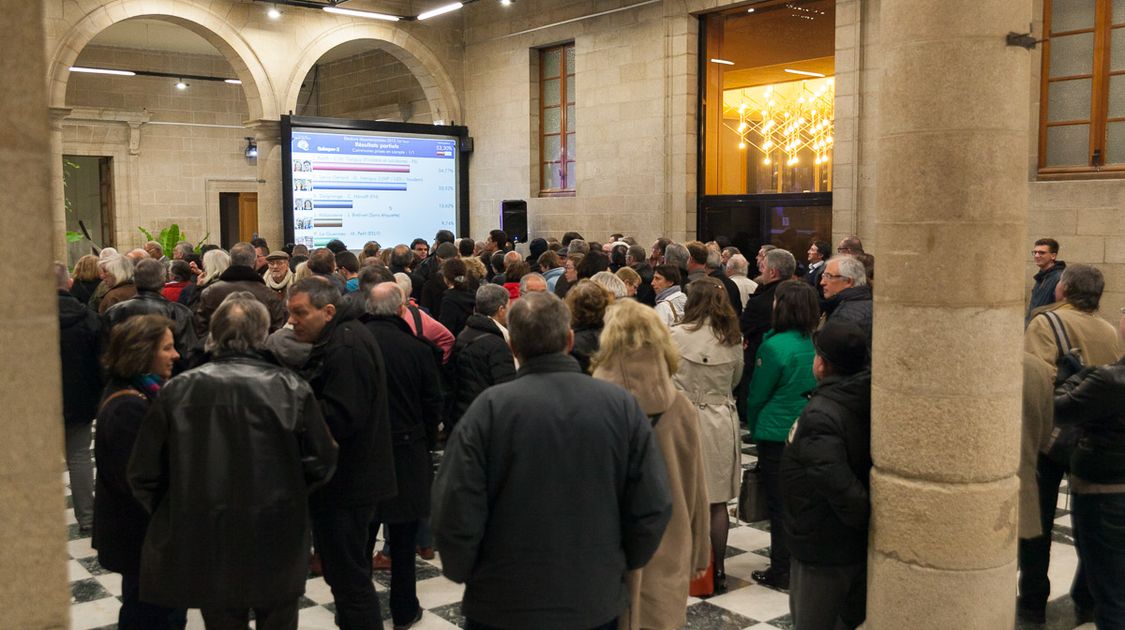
[238,192,258,242]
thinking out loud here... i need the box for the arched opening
[54,14,273,260]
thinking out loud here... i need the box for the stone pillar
[0,0,70,626]
[866,2,1030,629]
[49,107,72,262]
[246,119,283,248]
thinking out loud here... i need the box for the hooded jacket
[780,370,872,566]
[592,349,710,630]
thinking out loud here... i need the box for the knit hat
[813,321,869,375]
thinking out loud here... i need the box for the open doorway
[64,156,114,265]
[218,192,259,248]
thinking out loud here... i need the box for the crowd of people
[53,228,1125,630]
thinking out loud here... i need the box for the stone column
[866,2,1030,629]
[246,119,283,248]
[0,0,70,626]
[49,107,72,262]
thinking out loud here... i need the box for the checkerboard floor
[66,442,1092,629]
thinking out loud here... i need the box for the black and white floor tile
[66,443,1091,629]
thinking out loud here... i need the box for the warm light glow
[784,68,827,78]
[224,79,242,85]
[323,6,401,21]
[418,3,464,20]
[267,6,282,19]
[175,80,188,90]
[710,58,735,66]
[738,142,747,150]
[70,66,135,76]
[723,76,834,173]
[763,157,771,165]
[501,0,513,5]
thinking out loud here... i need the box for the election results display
[282,117,469,251]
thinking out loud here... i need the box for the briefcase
[738,464,768,523]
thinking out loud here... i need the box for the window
[1039,0,1125,173]
[539,43,576,195]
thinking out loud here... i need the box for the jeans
[118,572,186,630]
[201,600,299,630]
[366,519,421,626]
[1072,492,1125,630]
[757,440,789,575]
[65,422,94,529]
[312,506,382,630]
[789,558,865,630]
[1017,456,1092,612]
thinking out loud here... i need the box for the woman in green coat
[746,279,820,589]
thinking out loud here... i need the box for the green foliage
[137,224,186,257]
[195,232,211,252]
[65,231,85,243]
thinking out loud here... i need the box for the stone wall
[296,48,433,123]
[64,45,255,249]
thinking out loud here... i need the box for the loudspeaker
[501,199,528,244]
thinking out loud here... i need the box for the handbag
[688,555,714,598]
[1040,311,1083,468]
[738,464,768,523]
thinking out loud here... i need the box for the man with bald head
[360,282,443,629]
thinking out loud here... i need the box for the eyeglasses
[836,247,853,254]
[822,272,846,280]
[1032,250,1051,256]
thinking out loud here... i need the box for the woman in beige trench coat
[592,299,711,630]
[669,278,744,592]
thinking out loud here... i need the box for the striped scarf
[131,374,163,398]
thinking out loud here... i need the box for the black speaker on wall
[501,199,528,245]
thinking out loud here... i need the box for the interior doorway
[218,192,259,248]
[63,155,114,265]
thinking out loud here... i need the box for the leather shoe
[372,551,392,571]
[751,567,789,590]
[393,607,423,630]
[416,546,435,560]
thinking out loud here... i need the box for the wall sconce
[245,137,258,162]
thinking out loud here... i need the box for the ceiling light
[70,66,136,76]
[501,0,513,5]
[709,58,735,66]
[323,6,401,21]
[245,137,258,160]
[784,68,826,78]
[175,79,189,90]
[418,2,463,20]
[225,79,242,85]
[747,7,755,12]
[267,5,282,19]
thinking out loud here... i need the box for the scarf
[131,374,163,399]
[263,267,294,292]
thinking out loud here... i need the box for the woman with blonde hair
[670,277,744,592]
[591,299,710,630]
[565,279,613,373]
[614,266,641,298]
[70,254,102,304]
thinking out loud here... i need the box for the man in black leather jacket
[780,321,872,630]
[450,284,516,431]
[128,295,337,627]
[1054,355,1125,630]
[103,258,198,369]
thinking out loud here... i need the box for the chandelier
[724,77,835,167]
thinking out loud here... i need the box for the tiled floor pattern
[67,444,1091,629]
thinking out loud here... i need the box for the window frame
[1038,0,1125,176]
[539,43,576,197]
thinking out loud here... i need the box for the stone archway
[47,0,277,121]
[282,22,461,124]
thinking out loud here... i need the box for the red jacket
[161,281,190,303]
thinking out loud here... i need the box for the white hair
[393,272,412,303]
[835,255,867,286]
[591,271,628,298]
[727,254,750,276]
[102,254,135,286]
[98,247,119,260]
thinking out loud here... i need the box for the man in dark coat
[414,231,455,303]
[686,241,743,316]
[418,242,459,317]
[820,256,873,343]
[1027,238,1065,322]
[737,248,796,428]
[626,245,656,306]
[128,295,337,627]
[806,240,830,298]
[433,292,673,630]
[780,321,872,630]
[361,283,443,629]
[287,277,397,630]
[450,284,517,430]
[104,258,198,369]
[56,262,102,534]
[193,242,287,335]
